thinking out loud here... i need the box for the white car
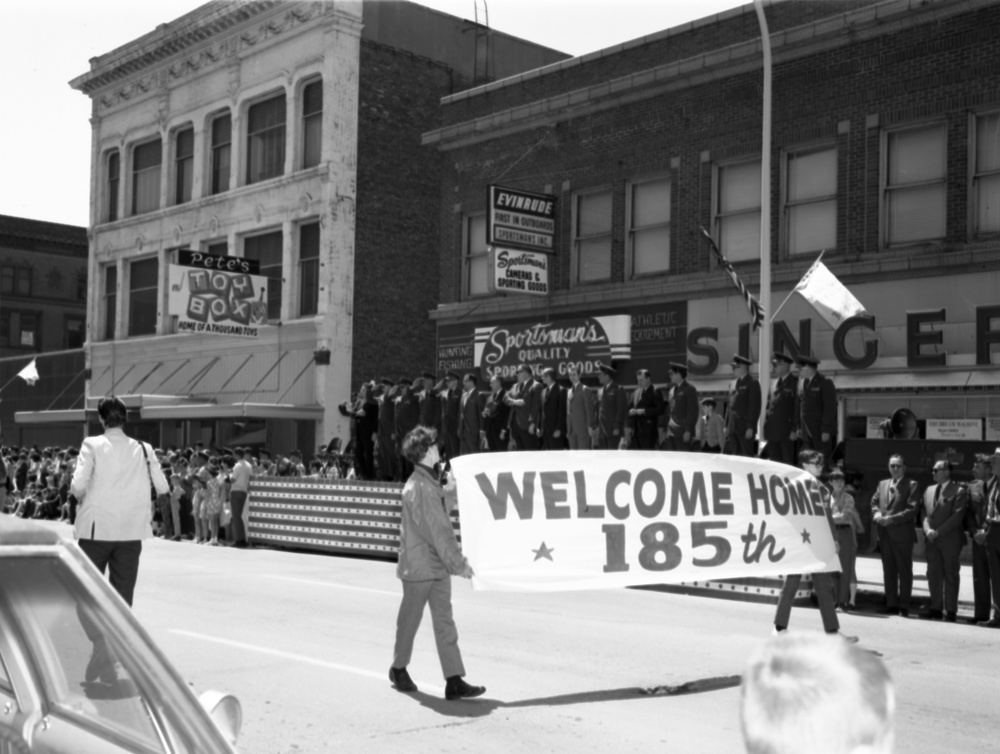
[0,515,242,753]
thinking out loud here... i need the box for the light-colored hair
[741,633,895,754]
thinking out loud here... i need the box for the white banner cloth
[794,259,866,329]
[450,451,840,592]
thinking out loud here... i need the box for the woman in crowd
[829,468,864,611]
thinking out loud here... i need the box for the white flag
[794,259,865,329]
[16,358,39,386]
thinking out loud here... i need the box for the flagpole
[769,250,825,322]
[754,0,772,438]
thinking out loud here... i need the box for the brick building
[0,215,87,447]
[41,1,565,453]
[426,0,1000,446]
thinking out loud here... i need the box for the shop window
[76,272,87,301]
[174,127,194,205]
[302,80,322,169]
[127,258,158,337]
[299,222,320,316]
[974,111,1000,236]
[628,177,671,276]
[1,311,41,350]
[573,189,613,283]
[106,150,120,222]
[715,159,761,263]
[103,264,117,341]
[206,241,228,257]
[464,214,489,298]
[246,94,286,185]
[65,316,85,349]
[211,113,231,195]
[884,123,946,246]
[131,139,162,215]
[785,146,837,256]
[244,230,283,320]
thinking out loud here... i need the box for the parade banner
[168,264,269,337]
[450,451,840,592]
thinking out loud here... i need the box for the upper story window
[973,111,1000,237]
[211,113,231,195]
[174,127,194,205]
[715,159,761,263]
[0,265,32,297]
[628,177,671,277]
[65,316,85,349]
[103,264,117,341]
[247,94,286,185]
[132,139,162,216]
[785,146,837,256]
[1,311,40,350]
[106,150,120,222]
[244,231,283,320]
[573,189,613,283]
[463,214,489,299]
[127,258,158,337]
[206,240,228,257]
[884,123,946,247]
[299,222,320,317]
[302,80,322,169]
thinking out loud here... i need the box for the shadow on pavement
[408,674,742,718]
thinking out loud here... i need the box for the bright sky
[0,0,745,228]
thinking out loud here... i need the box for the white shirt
[230,459,252,493]
[70,427,170,541]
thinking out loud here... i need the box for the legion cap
[598,364,617,376]
[730,355,753,367]
[795,353,820,367]
[771,352,794,365]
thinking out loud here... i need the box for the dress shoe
[899,609,909,618]
[919,609,943,621]
[978,617,1000,628]
[445,676,486,700]
[85,640,117,684]
[944,612,957,623]
[883,606,900,616]
[389,666,418,693]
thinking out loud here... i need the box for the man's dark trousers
[880,537,914,610]
[78,539,143,606]
[229,490,248,544]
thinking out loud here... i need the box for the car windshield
[0,553,202,753]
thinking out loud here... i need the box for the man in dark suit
[376,378,399,481]
[596,364,627,449]
[565,364,597,450]
[418,371,441,432]
[724,354,761,457]
[439,372,461,462]
[481,374,510,452]
[627,369,663,450]
[505,365,542,451]
[796,354,837,464]
[965,454,993,623]
[763,352,798,466]
[662,362,698,451]
[537,367,567,450]
[920,461,968,622]
[977,448,1000,628]
[394,378,421,479]
[458,373,483,456]
[870,454,920,616]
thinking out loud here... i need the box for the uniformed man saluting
[763,352,798,466]
[724,354,761,457]
[796,353,837,464]
[595,364,628,449]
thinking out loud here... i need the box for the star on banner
[800,529,811,544]
[532,542,555,562]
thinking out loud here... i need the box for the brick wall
[436,3,1000,306]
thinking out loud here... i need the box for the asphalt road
[81,528,1000,754]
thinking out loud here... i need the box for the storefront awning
[140,402,325,421]
[834,368,1000,394]
[14,409,94,425]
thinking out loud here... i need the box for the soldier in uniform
[626,369,663,450]
[764,352,799,466]
[505,365,543,451]
[796,353,837,464]
[596,364,627,449]
[418,371,441,433]
[394,378,421,480]
[439,371,461,462]
[662,362,698,451]
[458,373,483,456]
[565,364,597,450]
[376,378,399,481]
[538,367,567,450]
[724,354,761,457]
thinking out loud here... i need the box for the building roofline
[0,214,88,249]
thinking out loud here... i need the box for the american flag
[698,226,766,331]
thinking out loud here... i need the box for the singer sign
[488,247,550,296]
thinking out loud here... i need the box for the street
[98,528,1000,753]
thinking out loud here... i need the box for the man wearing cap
[439,372,462,462]
[764,352,799,466]
[566,364,597,450]
[395,378,421,479]
[920,460,968,621]
[870,454,920,616]
[796,354,837,462]
[976,449,1000,627]
[662,363,698,451]
[458,374,483,456]
[505,365,542,451]
[418,372,442,432]
[627,369,663,450]
[377,378,399,481]
[596,364,627,450]
[724,355,761,457]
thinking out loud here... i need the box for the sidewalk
[854,554,978,614]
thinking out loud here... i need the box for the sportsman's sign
[488,247,550,296]
[450,451,839,592]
